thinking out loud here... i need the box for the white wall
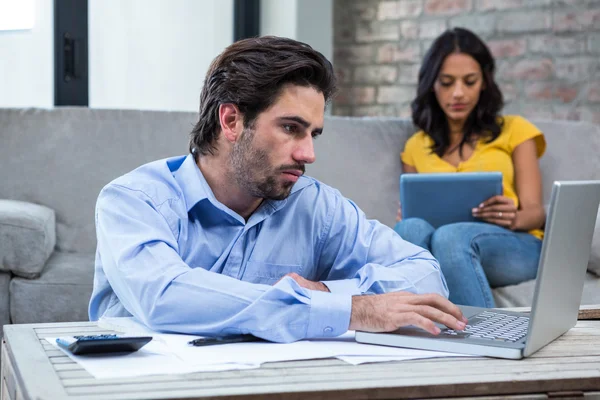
[0,0,54,108]
[0,1,332,111]
[89,0,233,111]
[260,0,332,63]
[260,0,297,40]
[296,0,333,63]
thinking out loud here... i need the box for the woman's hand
[472,195,518,229]
[396,201,402,222]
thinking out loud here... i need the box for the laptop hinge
[547,390,584,398]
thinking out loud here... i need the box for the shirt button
[323,326,333,334]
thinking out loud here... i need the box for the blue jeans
[394,218,543,308]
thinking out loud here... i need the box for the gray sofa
[1,107,599,334]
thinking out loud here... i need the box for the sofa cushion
[0,272,10,336]
[493,272,600,308]
[311,116,416,227]
[9,251,94,324]
[0,200,56,278]
[0,108,194,254]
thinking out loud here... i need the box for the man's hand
[277,272,330,292]
[349,292,467,335]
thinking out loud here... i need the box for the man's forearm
[109,266,350,342]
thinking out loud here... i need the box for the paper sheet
[46,317,474,379]
[46,336,259,378]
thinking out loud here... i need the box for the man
[89,36,466,342]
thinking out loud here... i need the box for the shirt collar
[172,154,213,212]
[173,153,314,214]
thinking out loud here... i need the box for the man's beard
[229,127,305,201]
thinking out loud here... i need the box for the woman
[395,27,546,308]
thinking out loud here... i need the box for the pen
[188,334,264,347]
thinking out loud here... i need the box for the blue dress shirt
[89,154,448,342]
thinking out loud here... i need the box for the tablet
[400,172,503,228]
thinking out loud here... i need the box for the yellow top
[401,115,546,239]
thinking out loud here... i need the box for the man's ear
[218,103,243,143]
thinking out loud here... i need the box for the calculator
[56,334,152,355]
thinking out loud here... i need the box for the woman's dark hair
[189,36,337,157]
[411,27,504,157]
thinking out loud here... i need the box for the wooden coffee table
[2,311,600,399]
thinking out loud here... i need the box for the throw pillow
[0,199,56,278]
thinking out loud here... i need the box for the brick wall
[332,0,600,126]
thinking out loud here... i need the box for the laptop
[357,180,600,359]
[400,172,503,228]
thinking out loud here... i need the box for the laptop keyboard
[442,311,529,343]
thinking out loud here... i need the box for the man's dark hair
[411,27,504,157]
[189,36,337,157]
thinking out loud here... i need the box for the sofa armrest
[546,203,600,276]
[0,199,56,278]
[589,206,600,276]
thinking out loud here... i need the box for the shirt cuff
[321,278,362,296]
[306,291,352,339]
